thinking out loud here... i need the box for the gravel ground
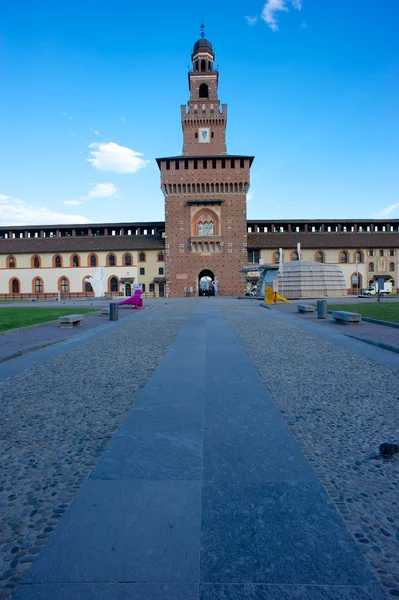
[0,316,185,598]
[224,302,399,594]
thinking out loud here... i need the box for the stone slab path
[12,302,388,599]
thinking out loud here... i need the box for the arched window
[61,278,69,292]
[7,256,16,268]
[316,251,324,263]
[33,256,41,268]
[274,251,280,265]
[124,253,132,266]
[389,262,395,272]
[340,251,348,263]
[55,255,62,268]
[72,255,79,267]
[200,59,206,72]
[139,252,146,262]
[110,277,118,292]
[11,278,19,293]
[108,254,116,267]
[199,83,209,98]
[89,254,97,267]
[85,281,93,292]
[355,251,363,263]
[158,252,164,262]
[369,262,374,272]
[34,278,43,293]
[292,251,299,261]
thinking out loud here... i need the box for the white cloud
[247,191,254,201]
[86,183,118,198]
[87,141,149,174]
[245,15,258,25]
[64,200,83,205]
[375,202,399,218]
[90,128,100,136]
[261,0,302,31]
[0,194,90,226]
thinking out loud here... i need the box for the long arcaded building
[1,34,398,299]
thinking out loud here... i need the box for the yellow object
[264,286,291,305]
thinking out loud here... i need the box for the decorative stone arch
[354,249,364,263]
[32,276,44,293]
[31,254,41,269]
[106,252,117,267]
[272,249,282,265]
[9,277,21,294]
[6,255,17,268]
[70,253,80,268]
[339,249,350,264]
[191,208,220,237]
[350,271,362,291]
[314,249,325,263]
[122,252,133,267]
[82,276,94,293]
[52,254,63,268]
[108,275,119,293]
[58,276,70,293]
[88,253,98,267]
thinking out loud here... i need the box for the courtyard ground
[0,298,398,599]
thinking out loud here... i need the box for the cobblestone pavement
[223,301,399,594]
[0,304,189,597]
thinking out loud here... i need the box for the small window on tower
[199,83,209,98]
[184,159,189,169]
[212,159,217,169]
[194,160,198,169]
[195,132,198,138]
[203,160,207,169]
[240,159,245,168]
[211,132,214,138]
[175,160,179,170]
[231,159,235,168]
[166,161,170,170]
[222,159,226,169]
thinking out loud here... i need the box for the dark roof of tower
[193,37,213,54]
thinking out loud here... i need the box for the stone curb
[344,334,399,355]
[0,339,65,364]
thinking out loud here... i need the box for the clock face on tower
[198,127,210,143]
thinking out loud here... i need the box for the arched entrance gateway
[198,269,215,296]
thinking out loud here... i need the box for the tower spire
[200,23,205,38]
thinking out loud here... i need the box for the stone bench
[100,308,110,316]
[331,311,362,325]
[297,304,316,314]
[59,314,84,328]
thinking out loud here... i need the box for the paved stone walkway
[12,301,388,600]
[270,299,399,353]
[0,306,138,364]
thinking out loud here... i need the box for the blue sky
[0,0,398,226]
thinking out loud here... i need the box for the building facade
[0,35,398,298]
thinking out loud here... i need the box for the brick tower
[156,27,254,296]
